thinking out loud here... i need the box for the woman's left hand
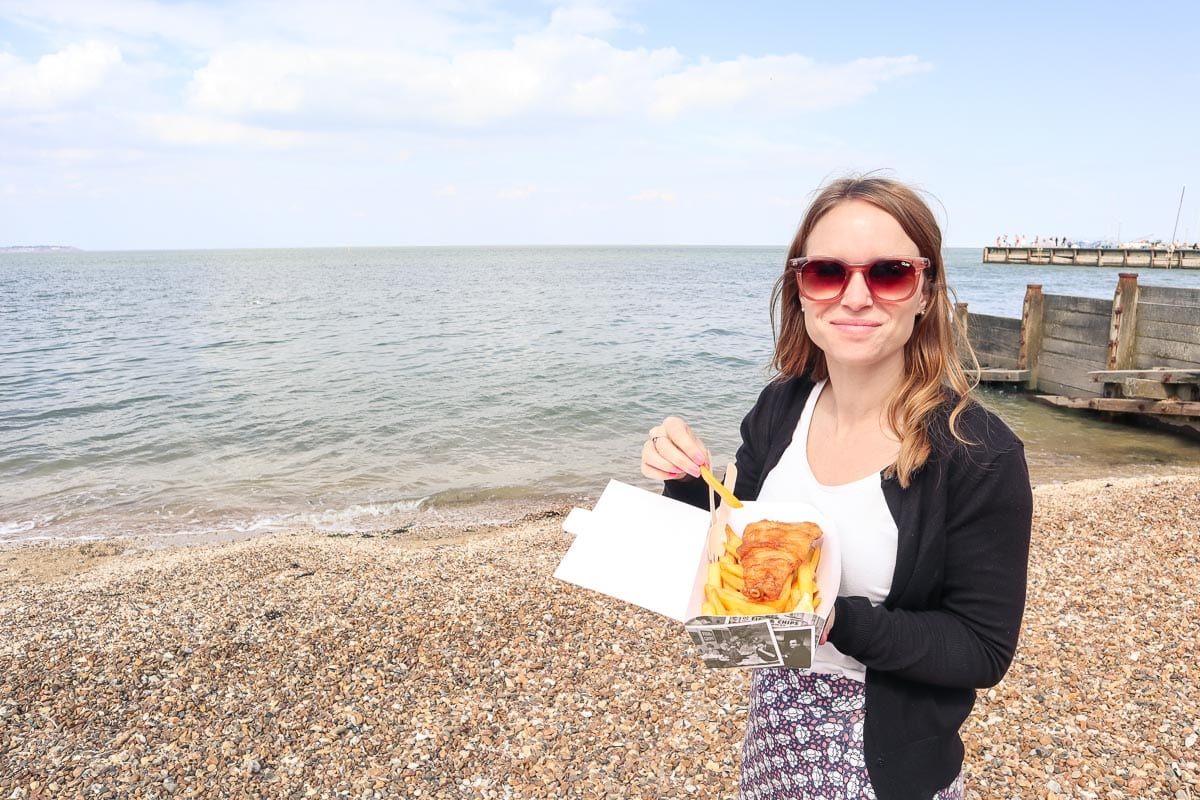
[820,607,835,646]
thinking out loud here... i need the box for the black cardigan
[665,376,1032,800]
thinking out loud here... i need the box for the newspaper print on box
[686,612,821,670]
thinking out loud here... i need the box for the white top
[757,380,898,682]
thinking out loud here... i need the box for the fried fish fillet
[736,520,822,602]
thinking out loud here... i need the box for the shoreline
[7,455,1200,551]
[1,473,1198,797]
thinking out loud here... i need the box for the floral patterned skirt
[739,669,964,800]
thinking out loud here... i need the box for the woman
[640,176,1032,800]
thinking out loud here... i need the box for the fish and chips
[700,520,822,617]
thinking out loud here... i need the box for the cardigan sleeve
[828,437,1033,689]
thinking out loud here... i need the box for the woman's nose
[840,270,873,308]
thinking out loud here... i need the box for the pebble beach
[2,474,1199,800]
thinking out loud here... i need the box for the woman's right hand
[641,417,711,481]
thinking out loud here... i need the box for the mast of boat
[1168,185,1185,268]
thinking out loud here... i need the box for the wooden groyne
[959,274,1200,437]
[983,246,1200,269]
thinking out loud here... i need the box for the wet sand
[1,475,1199,799]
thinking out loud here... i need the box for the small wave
[0,519,36,538]
[289,498,428,530]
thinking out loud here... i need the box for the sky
[1,0,1198,250]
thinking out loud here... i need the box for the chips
[699,464,743,509]
[702,524,820,616]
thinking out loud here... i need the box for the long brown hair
[770,175,977,486]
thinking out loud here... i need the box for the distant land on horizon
[1,245,82,252]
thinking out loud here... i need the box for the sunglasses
[788,256,930,303]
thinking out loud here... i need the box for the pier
[983,246,1200,269]
[960,274,1200,437]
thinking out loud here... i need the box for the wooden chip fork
[705,462,738,563]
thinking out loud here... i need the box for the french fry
[699,464,743,508]
[787,581,803,608]
[720,559,743,577]
[724,539,740,560]
[704,584,728,615]
[719,565,744,592]
[798,563,815,597]
[700,601,719,616]
[794,594,815,614]
[707,561,722,588]
[714,586,780,616]
[725,525,742,550]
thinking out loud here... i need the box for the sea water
[3,246,1200,542]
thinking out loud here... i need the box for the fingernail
[693,454,708,467]
[686,465,701,478]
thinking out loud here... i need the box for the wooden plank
[1104,379,1174,400]
[969,338,1021,361]
[1042,317,1110,348]
[968,313,1022,333]
[1036,377,1101,398]
[1034,395,1200,417]
[1136,302,1200,326]
[974,347,1022,367]
[1120,379,1173,399]
[1038,351,1104,395]
[968,325,1022,347]
[1107,272,1139,370]
[1136,317,1200,348]
[976,356,1021,370]
[1040,336,1108,363]
[1139,284,1200,307]
[1020,285,1046,372]
[1133,339,1200,368]
[969,339,1021,359]
[1042,305,1111,326]
[1043,294,1112,315]
[976,369,1030,382]
[1087,368,1200,383]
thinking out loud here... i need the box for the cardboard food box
[554,480,840,670]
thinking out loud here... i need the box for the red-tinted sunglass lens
[867,260,918,300]
[799,260,847,299]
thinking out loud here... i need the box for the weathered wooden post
[1107,273,1140,371]
[953,301,971,369]
[1019,284,1045,389]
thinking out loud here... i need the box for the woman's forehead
[805,200,919,259]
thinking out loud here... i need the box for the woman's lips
[829,318,882,331]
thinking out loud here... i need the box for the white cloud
[142,113,308,148]
[179,23,926,129]
[547,5,626,35]
[652,54,931,118]
[437,184,458,196]
[1,4,933,143]
[0,41,122,110]
[497,185,536,200]
[630,189,677,204]
[41,148,100,162]
[0,0,465,53]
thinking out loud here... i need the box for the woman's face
[801,199,927,375]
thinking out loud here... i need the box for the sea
[4,246,1200,544]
